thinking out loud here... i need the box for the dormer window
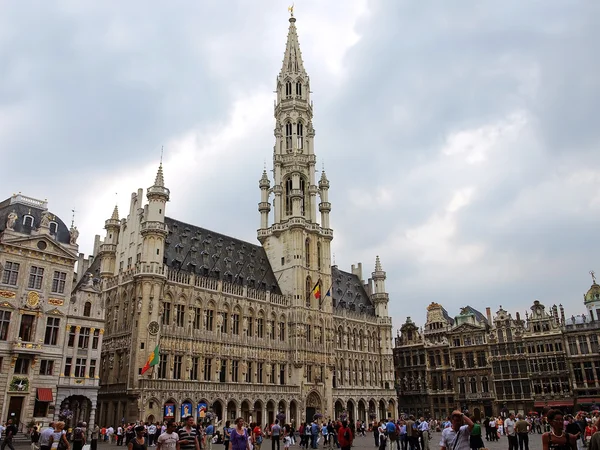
[83,302,92,317]
[49,222,58,234]
[23,215,34,227]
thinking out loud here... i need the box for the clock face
[148,321,160,335]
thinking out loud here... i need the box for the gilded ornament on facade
[48,298,64,306]
[0,291,16,299]
[26,291,40,308]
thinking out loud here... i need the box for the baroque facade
[97,14,396,426]
[0,193,103,427]
[394,276,600,418]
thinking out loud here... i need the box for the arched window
[482,376,489,392]
[305,238,310,268]
[83,302,92,317]
[285,122,293,150]
[23,215,34,227]
[497,329,504,343]
[299,177,306,216]
[459,377,466,394]
[297,122,304,149]
[49,222,58,234]
[285,81,292,98]
[506,327,513,342]
[306,276,312,308]
[317,242,322,270]
[296,82,302,96]
[285,178,293,215]
[470,377,477,393]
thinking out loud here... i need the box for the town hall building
[96,14,396,426]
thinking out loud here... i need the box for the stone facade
[96,14,395,427]
[394,276,600,418]
[0,194,79,426]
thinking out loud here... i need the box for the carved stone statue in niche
[109,354,115,369]
[40,212,51,228]
[240,361,248,376]
[266,322,273,337]
[314,327,322,342]
[149,299,153,314]
[6,210,17,230]
[216,314,223,328]
[243,318,248,331]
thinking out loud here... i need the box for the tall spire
[154,162,165,187]
[111,204,119,220]
[281,14,306,76]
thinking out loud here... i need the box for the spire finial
[71,209,76,228]
[288,3,294,17]
[160,146,164,164]
[375,255,382,272]
[154,159,165,187]
[591,270,597,284]
[111,203,119,220]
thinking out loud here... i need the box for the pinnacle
[280,15,306,76]
[375,255,382,272]
[111,205,119,220]
[154,163,165,187]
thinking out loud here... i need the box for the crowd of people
[5,409,600,450]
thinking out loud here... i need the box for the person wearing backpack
[337,421,353,450]
[72,423,86,450]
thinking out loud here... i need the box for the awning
[577,398,600,404]
[37,388,53,402]
[534,401,573,407]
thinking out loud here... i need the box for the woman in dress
[230,418,250,450]
[542,410,577,450]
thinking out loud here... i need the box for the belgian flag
[141,344,160,375]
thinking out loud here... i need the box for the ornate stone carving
[69,226,79,245]
[6,210,17,230]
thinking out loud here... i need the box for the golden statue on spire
[288,3,294,17]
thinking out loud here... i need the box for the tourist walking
[49,422,70,450]
[541,410,576,450]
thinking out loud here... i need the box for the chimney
[486,307,493,325]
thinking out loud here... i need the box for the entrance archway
[278,400,287,424]
[335,401,344,419]
[378,400,386,421]
[254,401,263,426]
[368,400,376,421]
[346,400,355,422]
[241,401,251,423]
[290,400,298,427]
[227,400,237,421]
[212,401,223,423]
[60,396,92,427]
[358,400,366,422]
[266,400,275,425]
[305,391,321,422]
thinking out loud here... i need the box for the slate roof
[73,256,102,293]
[331,265,375,316]
[0,196,71,245]
[163,217,281,294]
[460,305,489,325]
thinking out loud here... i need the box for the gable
[451,322,485,333]
[1,234,77,261]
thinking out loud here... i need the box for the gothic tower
[258,13,333,308]
[258,13,335,418]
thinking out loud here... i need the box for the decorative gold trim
[0,291,16,299]
[48,298,64,306]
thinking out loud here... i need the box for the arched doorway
[254,401,263,426]
[346,400,355,422]
[388,400,395,420]
[305,391,321,423]
[335,400,344,419]
[358,400,366,422]
[278,400,287,424]
[290,400,298,427]
[241,401,251,423]
[378,400,386,421]
[473,407,481,421]
[147,414,155,423]
[60,396,92,427]
[212,400,223,423]
[368,400,376,422]
[266,400,276,425]
[227,400,237,421]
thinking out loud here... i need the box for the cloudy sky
[1,0,599,328]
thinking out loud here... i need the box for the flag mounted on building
[311,281,321,300]
[141,344,160,375]
[325,286,331,297]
